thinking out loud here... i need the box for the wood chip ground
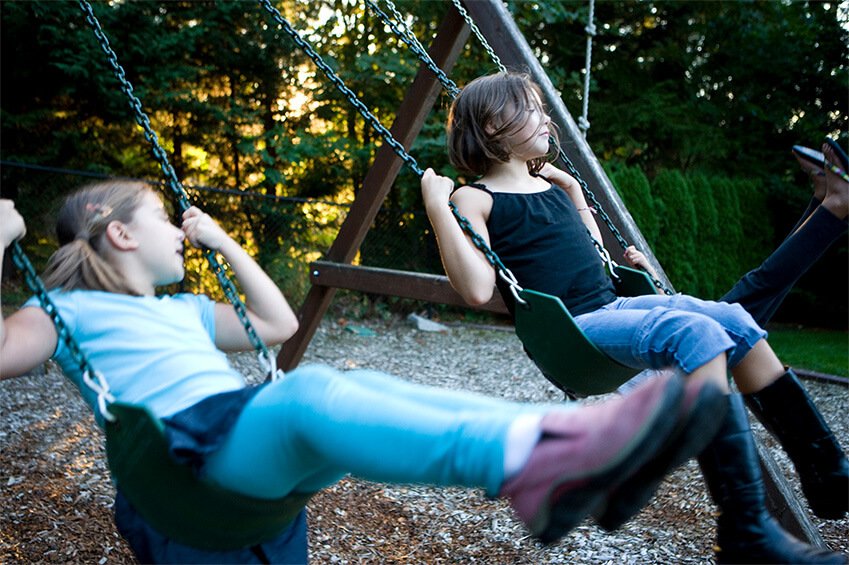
[2,317,846,563]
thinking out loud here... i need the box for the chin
[161,271,185,287]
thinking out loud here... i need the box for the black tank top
[466,180,617,317]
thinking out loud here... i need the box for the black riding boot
[744,368,849,519]
[697,394,846,565]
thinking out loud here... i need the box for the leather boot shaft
[744,369,849,519]
[697,394,846,564]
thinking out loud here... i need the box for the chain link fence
[1,161,447,315]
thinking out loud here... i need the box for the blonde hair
[42,180,153,294]
[447,72,560,177]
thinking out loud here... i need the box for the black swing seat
[513,266,659,398]
[105,402,315,551]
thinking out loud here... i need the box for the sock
[503,413,544,480]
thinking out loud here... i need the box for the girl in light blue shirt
[0,181,722,564]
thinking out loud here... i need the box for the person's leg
[721,206,847,325]
[728,338,785,394]
[743,369,849,519]
[579,298,845,562]
[720,140,849,520]
[205,365,520,497]
[722,142,848,326]
[343,367,542,415]
[697,395,846,564]
[579,294,765,378]
[204,364,721,543]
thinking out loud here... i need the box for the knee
[647,310,734,371]
[653,309,729,345]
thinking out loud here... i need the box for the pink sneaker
[498,372,684,544]
[593,377,728,531]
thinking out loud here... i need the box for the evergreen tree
[652,169,698,293]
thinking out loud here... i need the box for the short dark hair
[447,72,559,177]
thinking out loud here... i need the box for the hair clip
[85,203,114,217]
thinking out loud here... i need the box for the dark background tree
[1,0,846,326]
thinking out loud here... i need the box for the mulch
[1,317,847,564]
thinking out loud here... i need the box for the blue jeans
[575,293,767,374]
[204,365,551,500]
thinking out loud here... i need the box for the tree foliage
[1,0,845,324]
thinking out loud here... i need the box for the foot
[593,377,728,531]
[822,138,849,220]
[793,145,827,201]
[498,373,685,544]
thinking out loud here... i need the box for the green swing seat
[105,402,315,551]
[513,265,659,397]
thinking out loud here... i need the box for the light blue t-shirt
[24,290,245,424]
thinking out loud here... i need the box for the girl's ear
[104,220,139,251]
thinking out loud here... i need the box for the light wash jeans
[576,293,767,374]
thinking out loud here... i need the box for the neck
[481,159,535,187]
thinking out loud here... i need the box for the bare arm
[540,163,604,244]
[421,169,497,306]
[180,207,299,351]
[0,199,58,380]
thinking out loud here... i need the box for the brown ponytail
[42,181,152,294]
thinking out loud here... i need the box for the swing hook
[259,350,284,382]
[82,369,117,423]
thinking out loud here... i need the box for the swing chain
[10,242,95,376]
[366,0,460,98]
[78,0,191,213]
[9,242,120,419]
[83,370,118,423]
[259,0,424,179]
[258,349,284,382]
[592,239,621,282]
[449,0,507,74]
[79,0,275,365]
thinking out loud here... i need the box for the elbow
[267,314,299,346]
[283,316,300,342]
[463,286,495,307]
[279,316,300,344]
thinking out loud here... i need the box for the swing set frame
[7,0,824,551]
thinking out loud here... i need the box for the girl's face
[504,90,551,162]
[125,191,186,289]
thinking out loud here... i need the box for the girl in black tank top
[463,180,616,316]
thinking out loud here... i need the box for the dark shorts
[113,385,309,564]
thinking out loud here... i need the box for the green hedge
[610,164,774,301]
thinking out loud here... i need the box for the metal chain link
[366,0,459,98]
[10,241,97,378]
[447,203,526,306]
[78,0,277,367]
[10,242,118,420]
[449,0,507,73]
[259,0,424,179]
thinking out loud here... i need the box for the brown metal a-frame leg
[276,5,471,371]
